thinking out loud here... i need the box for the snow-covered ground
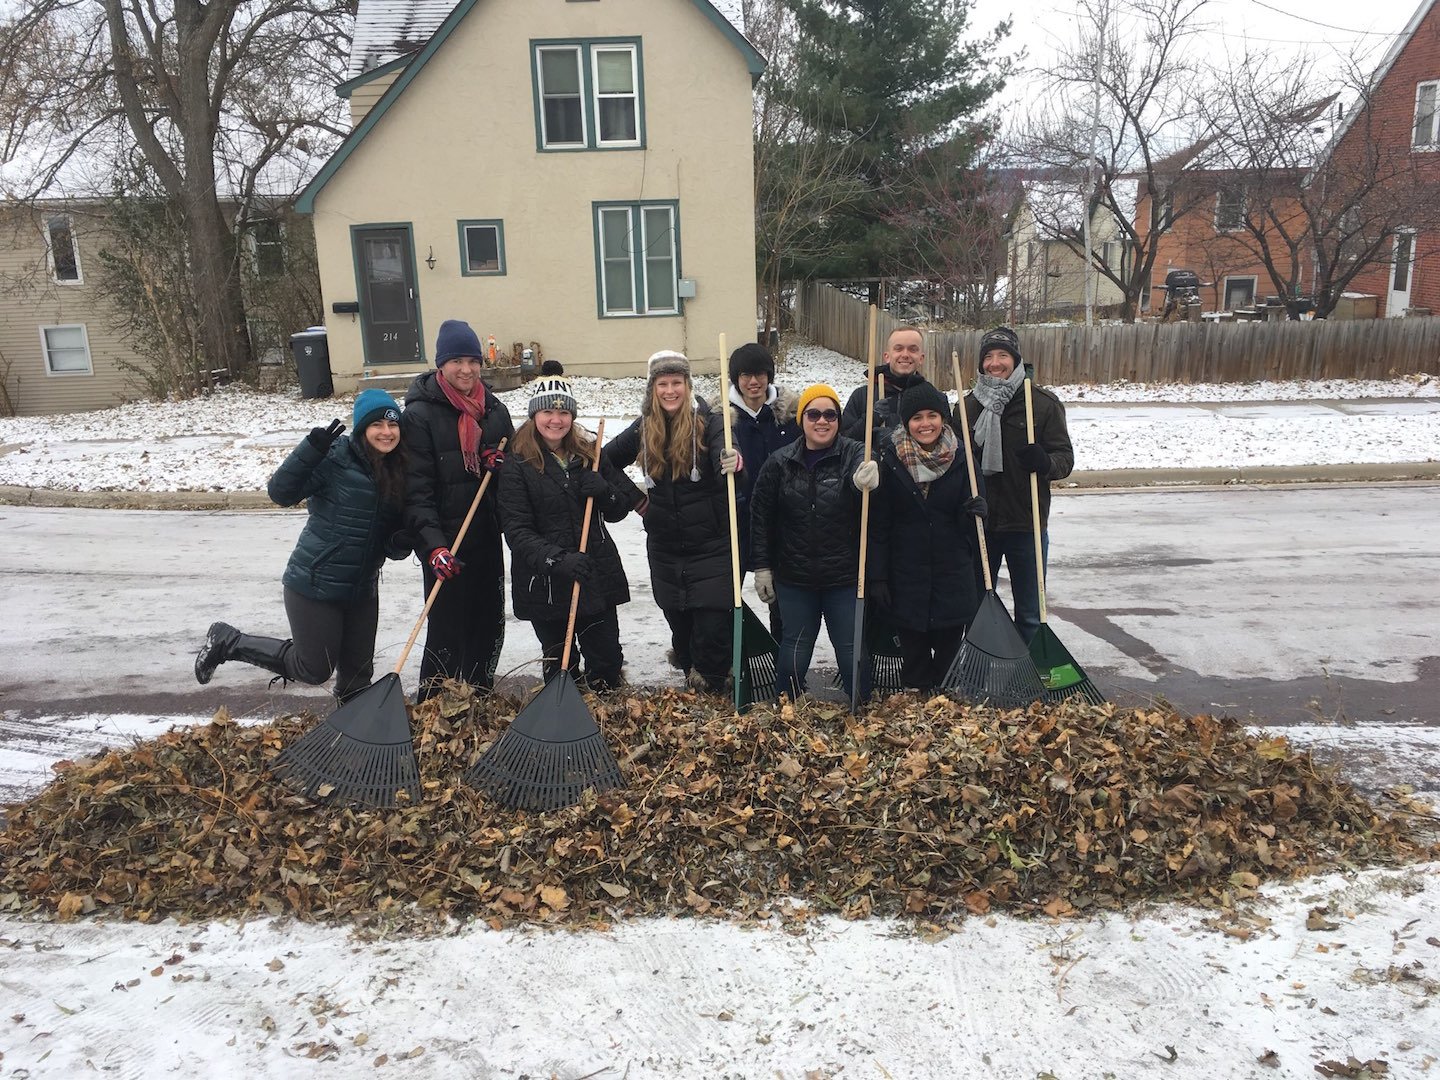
[1,343,1436,492]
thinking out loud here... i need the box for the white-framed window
[1155,193,1174,230]
[594,201,679,317]
[1414,81,1439,148]
[1214,188,1246,232]
[458,219,506,275]
[533,40,643,150]
[40,323,93,375]
[1222,276,1257,310]
[45,215,82,284]
[246,218,285,278]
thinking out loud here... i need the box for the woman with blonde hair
[498,376,641,691]
[603,351,742,692]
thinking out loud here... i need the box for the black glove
[549,551,593,582]
[576,469,610,500]
[963,495,988,521]
[868,580,892,609]
[307,419,345,453]
[1018,443,1051,477]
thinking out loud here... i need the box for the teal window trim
[531,37,645,153]
[457,219,507,276]
[591,200,682,319]
[348,221,426,366]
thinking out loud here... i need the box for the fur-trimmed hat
[528,376,578,418]
[728,342,775,388]
[978,326,1022,371]
[353,387,400,431]
[643,350,692,414]
[898,382,950,426]
[435,319,484,366]
[796,383,842,423]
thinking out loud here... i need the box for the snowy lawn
[1,343,1437,491]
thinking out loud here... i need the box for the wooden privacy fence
[792,281,1440,390]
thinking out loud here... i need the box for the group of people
[193,318,1073,706]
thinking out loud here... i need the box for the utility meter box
[676,278,697,299]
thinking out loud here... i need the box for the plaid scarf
[437,371,488,476]
[972,364,1026,475]
[890,424,958,495]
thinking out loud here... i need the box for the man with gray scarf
[957,326,1073,643]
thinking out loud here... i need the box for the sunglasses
[804,408,840,423]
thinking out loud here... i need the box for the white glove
[852,459,879,492]
[753,568,776,605]
[720,448,743,475]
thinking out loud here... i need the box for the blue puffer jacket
[268,434,409,603]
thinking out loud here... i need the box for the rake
[1023,379,1105,705]
[719,332,780,712]
[849,304,879,711]
[941,352,1045,708]
[271,438,507,808]
[464,421,624,811]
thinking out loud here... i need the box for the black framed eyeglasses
[804,408,839,422]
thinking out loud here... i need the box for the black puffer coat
[959,376,1073,534]
[401,371,515,559]
[749,435,866,591]
[268,434,409,603]
[869,435,983,631]
[498,449,640,621]
[841,365,931,441]
[602,406,731,611]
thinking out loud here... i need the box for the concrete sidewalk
[1,397,1436,509]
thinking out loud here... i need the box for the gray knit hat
[644,350,691,413]
[527,375,577,418]
[978,326,1022,371]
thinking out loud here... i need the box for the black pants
[417,544,506,700]
[282,585,379,700]
[531,607,623,689]
[895,625,966,692]
[662,607,730,681]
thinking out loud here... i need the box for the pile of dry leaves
[0,688,1429,928]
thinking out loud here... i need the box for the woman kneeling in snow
[193,389,411,702]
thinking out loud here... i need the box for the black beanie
[898,382,950,425]
[728,342,775,388]
[978,326,1022,371]
[540,359,565,376]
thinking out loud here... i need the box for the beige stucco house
[1007,179,1132,321]
[297,0,764,387]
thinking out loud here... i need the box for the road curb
[2,463,1438,510]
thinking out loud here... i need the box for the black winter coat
[869,436,983,631]
[727,384,801,569]
[268,434,409,603]
[750,436,866,591]
[959,378,1073,534]
[498,449,638,621]
[841,365,931,441]
[602,406,732,611]
[401,371,515,560]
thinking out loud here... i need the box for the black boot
[194,622,240,685]
[229,633,293,684]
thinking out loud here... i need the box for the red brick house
[1331,0,1440,316]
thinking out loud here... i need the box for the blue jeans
[775,582,856,700]
[985,530,1049,644]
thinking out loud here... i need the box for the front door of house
[355,226,422,363]
[1387,230,1415,317]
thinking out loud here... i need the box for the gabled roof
[301,0,765,213]
[1326,0,1438,152]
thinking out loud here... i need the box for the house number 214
[382,332,398,342]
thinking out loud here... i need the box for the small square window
[46,215,81,283]
[1414,81,1439,148]
[1222,277,1256,310]
[458,220,506,276]
[41,323,93,375]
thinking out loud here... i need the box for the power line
[1247,0,1404,37]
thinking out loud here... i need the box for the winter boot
[194,622,241,685]
[684,668,708,692]
[228,633,294,685]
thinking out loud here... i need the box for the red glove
[480,447,506,474]
[428,546,463,580]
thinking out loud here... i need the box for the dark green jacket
[269,435,409,602]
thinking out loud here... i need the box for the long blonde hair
[511,418,598,472]
[641,387,707,481]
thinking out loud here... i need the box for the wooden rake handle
[856,304,878,596]
[394,436,508,675]
[719,331,744,610]
[561,418,605,671]
[1024,379,1048,625]
[952,352,994,591]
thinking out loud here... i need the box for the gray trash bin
[289,327,333,399]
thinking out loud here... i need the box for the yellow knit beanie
[796,383,841,423]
